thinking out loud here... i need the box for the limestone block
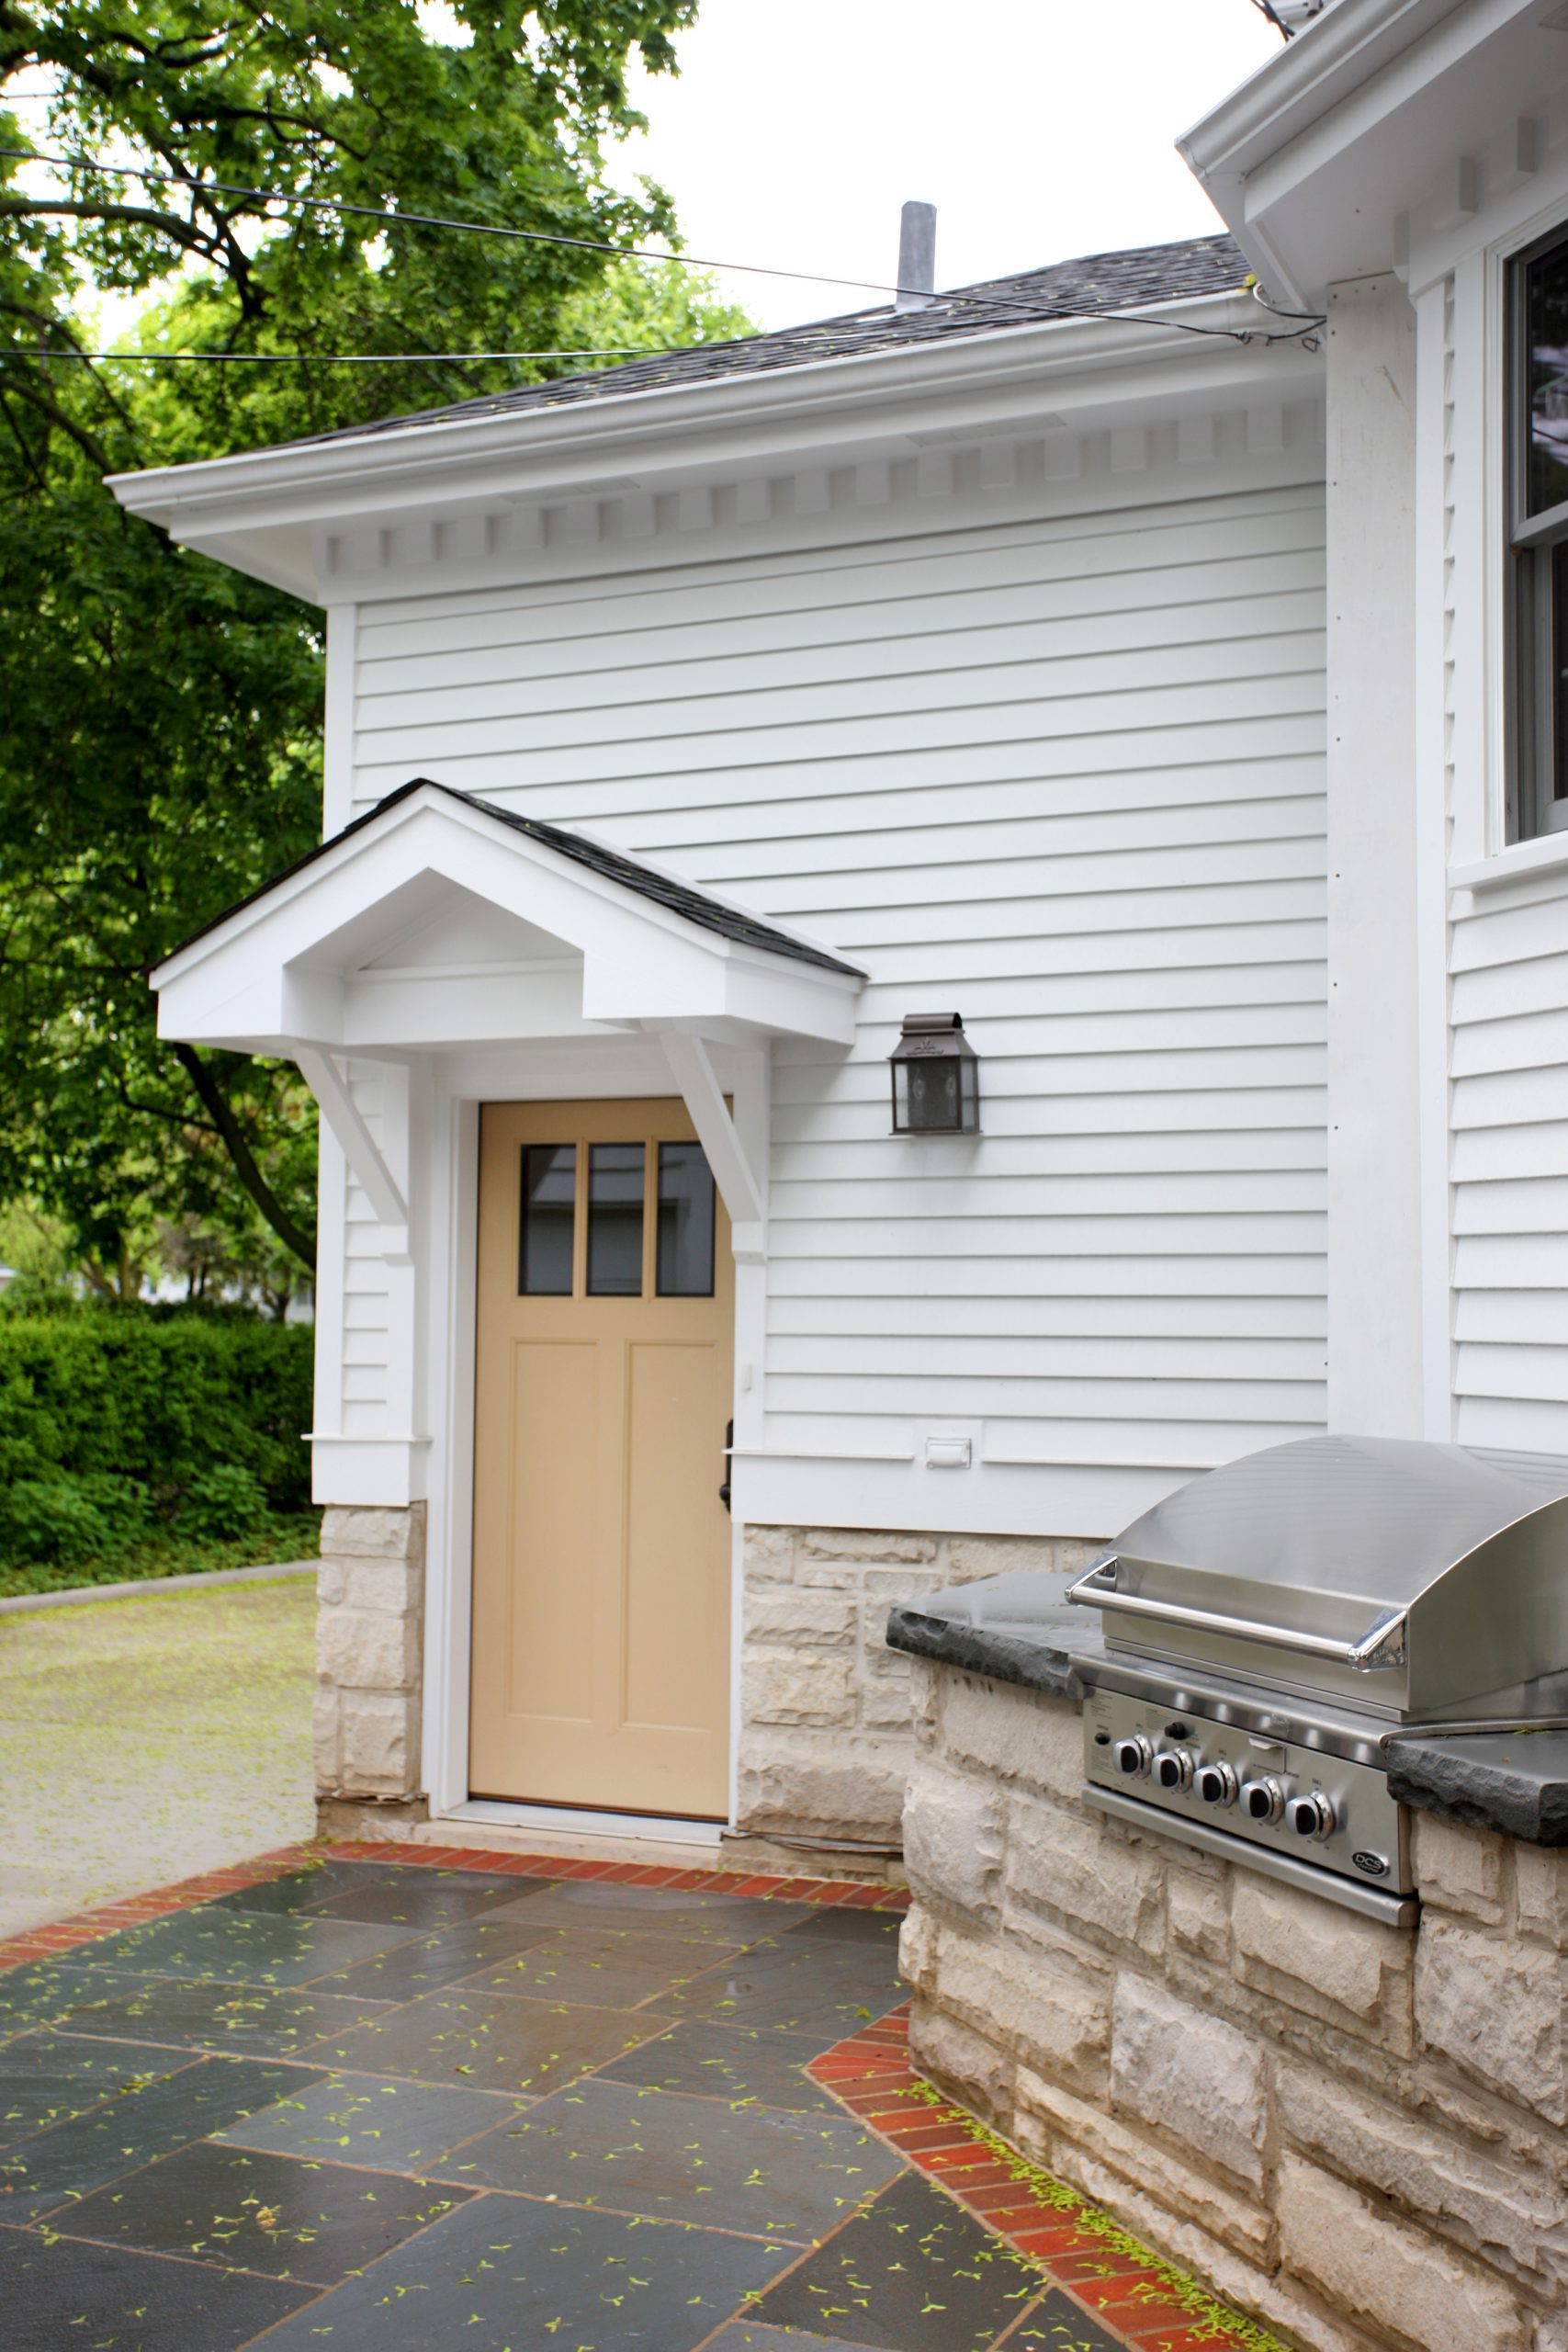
[857,1675,917,1732]
[742,1524,795,1581]
[740,1651,855,1726]
[802,1528,937,1564]
[908,1657,941,1740]
[340,1691,420,1794]
[317,1605,422,1695]
[1111,1974,1268,2190]
[342,1557,423,1616]
[1053,1538,1107,1574]
[317,1559,344,1606]
[930,1923,1111,2094]
[320,1504,424,1562]
[744,1591,855,1646]
[1168,1868,1231,1966]
[1516,1846,1568,1949]
[734,1736,908,1839]
[311,1685,341,1789]
[1413,1813,1506,1925]
[1277,2154,1528,2352]
[903,1763,1005,1922]
[1233,1878,1411,2044]
[856,1568,948,1606]
[1025,2150,1380,2352]
[1276,2063,1566,2285]
[908,1996,1015,2123]
[946,1535,1059,1577]
[897,1904,939,1996]
[941,1679,1081,1802]
[1016,2069,1272,2258]
[1416,1917,1565,2123]
[1008,1802,1164,1953]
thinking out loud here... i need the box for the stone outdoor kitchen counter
[886,1570,1568,1847]
[884,1569,1568,2352]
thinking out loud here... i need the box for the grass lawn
[0,1573,316,1939]
[0,1510,321,1600]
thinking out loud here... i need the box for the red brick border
[0,1838,909,1973]
[807,2010,1263,2352]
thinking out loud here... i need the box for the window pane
[657,1141,716,1297]
[587,1143,645,1295]
[1554,541,1568,810]
[1527,237,1568,515]
[518,1144,575,1295]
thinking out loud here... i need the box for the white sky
[610,0,1282,330]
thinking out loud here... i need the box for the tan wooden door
[469,1098,734,1818]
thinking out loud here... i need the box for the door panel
[469,1098,734,1818]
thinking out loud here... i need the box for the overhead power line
[1,346,649,364]
[0,141,1325,346]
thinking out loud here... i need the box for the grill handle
[1066,1557,1408,1673]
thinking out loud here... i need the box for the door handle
[719,1419,733,1514]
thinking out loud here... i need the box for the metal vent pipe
[896,201,937,311]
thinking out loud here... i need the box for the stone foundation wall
[313,1503,426,1801]
[734,1525,1101,1845]
[901,1657,1568,2352]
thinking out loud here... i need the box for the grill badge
[1352,1850,1390,1878]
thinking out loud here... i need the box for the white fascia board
[152,786,859,1049]
[1179,0,1561,305]
[1179,0,1471,187]
[106,291,1274,597]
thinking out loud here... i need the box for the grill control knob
[1111,1735,1154,1779]
[1193,1760,1238,1807]
[1240,1776,1286,1824]
[1286,1792,1336,1841]
[1152,1747,1195,1792]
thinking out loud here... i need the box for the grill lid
[1111,1435,1568,1614]
[1070,1435,1568,1716]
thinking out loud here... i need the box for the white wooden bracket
[296,1046,412,1264]
[653,1029,767,1264]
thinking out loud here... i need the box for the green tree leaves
[0,0,744,1295]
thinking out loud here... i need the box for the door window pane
[657,1141,716,1297]
[518,1144,575,1295]
[587,1143,645,1295]
[1527,235,1568,516]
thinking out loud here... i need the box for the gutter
[1179,0,1471,184]
[107,285,1267,533]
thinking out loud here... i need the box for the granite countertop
[886,1570,1568,1848]
[886,1569,1103,1702]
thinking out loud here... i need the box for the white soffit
[103,291,1301,603]
[151,780,861,1055]
[1180,0,1568,303]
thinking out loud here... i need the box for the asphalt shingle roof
[306,232,1247,445]
[171,778,863,978]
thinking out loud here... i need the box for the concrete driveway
[0,1576,315,1940]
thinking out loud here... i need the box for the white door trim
[420,1038,767,1830]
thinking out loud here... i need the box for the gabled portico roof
[152,776,862,1057]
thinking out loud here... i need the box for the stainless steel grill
[1068,1435,1568,1924]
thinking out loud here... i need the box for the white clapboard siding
[354,478,1328,1477]
[336,1063,391,1437]
[1450,865,1568,1453]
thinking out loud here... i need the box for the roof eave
[107,283,1258,538]
[1179,0,1552,307]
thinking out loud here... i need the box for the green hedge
[0,1315,313,1514]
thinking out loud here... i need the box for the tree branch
[172,1041,317,1270]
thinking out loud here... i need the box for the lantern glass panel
[907,1056,963,1132]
